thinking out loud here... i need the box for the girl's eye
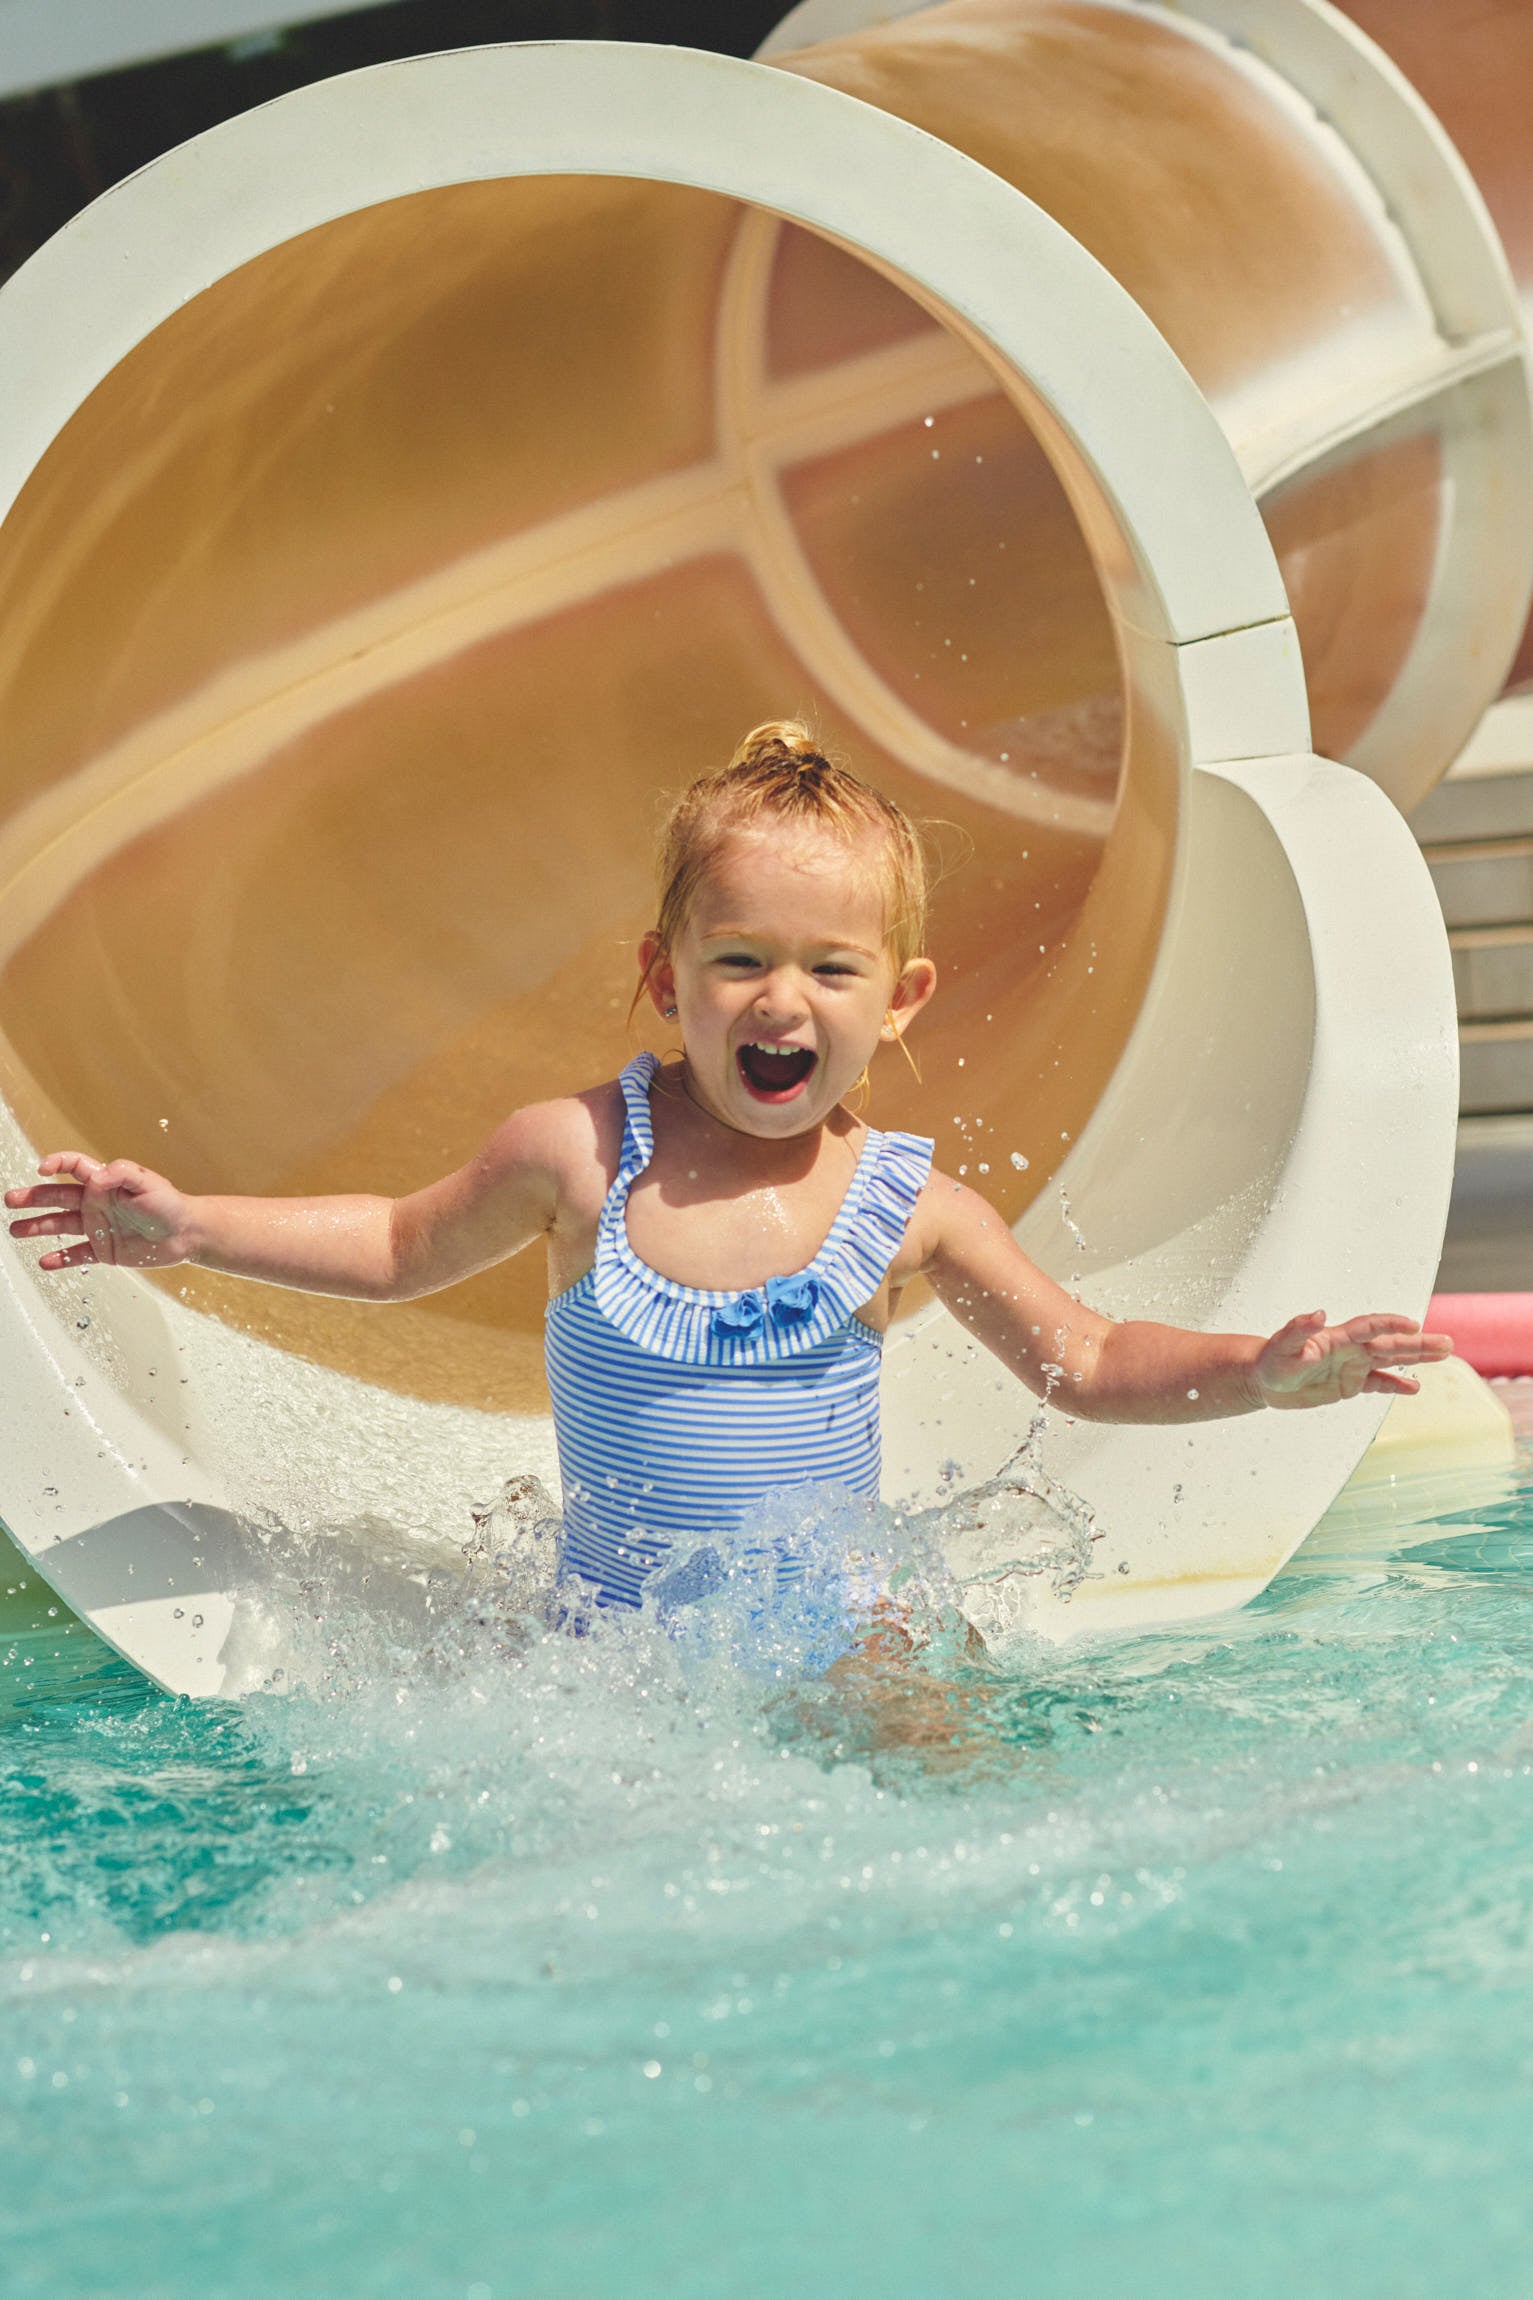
[715,953,761,971]
[816,964,859,979]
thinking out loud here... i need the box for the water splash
[458,1472,563,1632]
[221,1421,1107,1710]
[1057,1179,1088,1296]
[913,1422,1105,1633]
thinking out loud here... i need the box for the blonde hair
[641,722,930,1004]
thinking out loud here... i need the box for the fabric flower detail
[710,1290,767,1341]
[709,1275,821,1343]
[765,1273,820,1324]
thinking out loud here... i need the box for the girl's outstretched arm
[4,1100,586,1302]
[910,1170,1452,1423]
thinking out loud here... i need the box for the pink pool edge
[1429,1295,1533,1379]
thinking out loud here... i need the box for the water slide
[1,1,1530,1694]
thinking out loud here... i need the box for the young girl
[7,721,1449,1615]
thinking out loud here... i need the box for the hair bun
[730,718,830,776]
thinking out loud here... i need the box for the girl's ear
[637,930,677,1020]
[881,957,937,1040]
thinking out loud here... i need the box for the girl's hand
[1252,1309,1452,1410]
[5,1153,197,1271]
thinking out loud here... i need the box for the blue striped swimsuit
[545,1053,934,1612]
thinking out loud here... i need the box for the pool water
[3,1438,1532,2298]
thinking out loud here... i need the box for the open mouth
[736,1041,818,1100]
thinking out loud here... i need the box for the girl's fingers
[37,1241,97,1270]
[8,1211,87,1238]
[4,1183,85,1213]
[1364,1369,1420,1395]
[1364,1331,1452,1364]
[1345,1311,1419,1340]
[1266,1311,1322,1359]
[35,1151,102,1181]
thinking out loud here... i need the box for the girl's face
[641,827,936,1137]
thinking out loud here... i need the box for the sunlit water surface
[3,1428,1533,2298]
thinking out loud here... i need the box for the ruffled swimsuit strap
[594,1050,662,1263]
[818,1125,933,1326]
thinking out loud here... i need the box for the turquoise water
[4,1443,1533,2297]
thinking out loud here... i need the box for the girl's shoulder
[482,1077,629,1219]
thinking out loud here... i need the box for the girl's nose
[752,971,808,1027]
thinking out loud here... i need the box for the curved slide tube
[0,9,1527,1691]
[764,0,1533,811]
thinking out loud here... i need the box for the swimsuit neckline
[607,1051,882,1310]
